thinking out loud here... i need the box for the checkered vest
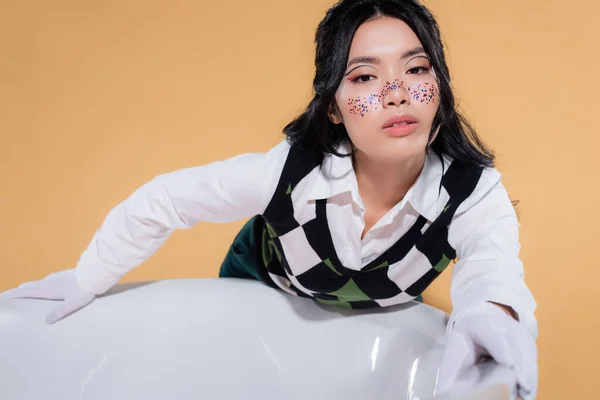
[253,144,483,309]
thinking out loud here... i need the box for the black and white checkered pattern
[255,145,483,309]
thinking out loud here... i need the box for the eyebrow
[345,46,427,73]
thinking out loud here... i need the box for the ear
[328,102,343,125]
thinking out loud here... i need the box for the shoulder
[455,164,507,218]
[446,159,517,236]
[218,138,292,179]
[207,138,293,216]
[434,153,506,216]
[440,157,519,248]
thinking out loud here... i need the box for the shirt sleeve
[447,168,538,339]
[75,139,291,295]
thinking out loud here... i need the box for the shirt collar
[308,142,447,222]
[406,150,446,222]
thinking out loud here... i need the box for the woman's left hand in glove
[436,300,538,399]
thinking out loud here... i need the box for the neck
[353,150,426,210]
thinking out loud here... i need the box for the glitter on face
[348,93,382,117]
[381,79,406,97]
[348,79,439,117]
[408,82,438,104]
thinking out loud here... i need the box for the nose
[382,80,410,109]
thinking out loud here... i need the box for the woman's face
[331,16,440,164]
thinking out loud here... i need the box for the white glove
[437,301,538,399]
[0,269,95,324]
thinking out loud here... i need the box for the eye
[351,74,376,83]
[407,66,431,75]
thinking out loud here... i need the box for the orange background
[1,1,598,398]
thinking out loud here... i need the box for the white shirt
[74,138,538,339]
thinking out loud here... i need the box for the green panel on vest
[328,279,371,302]
[261,229,273,266]
[271,241,282,263]
[370,261,389,271]
[315,297,352,310]
[266,222,278,238]
[434,254,452,272]
[323,258,342,276]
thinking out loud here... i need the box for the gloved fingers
[470,315,538,399]
[470,323,515,368]
[506,328,538,399]
[45,292,96,325]
[0,269,87,301]
[16,281,40,289]
[436,329,476,394]
[0,279,42,297]
[0,284,63,301]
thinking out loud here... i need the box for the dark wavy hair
[283,0,494,168]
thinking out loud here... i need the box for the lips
[382,114,418,129]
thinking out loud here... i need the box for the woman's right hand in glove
[0,269,96,324]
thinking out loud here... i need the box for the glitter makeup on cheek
[348,93,382,117]
[347,80,438,117]
[347,79,403,117]
[407,82,438,104]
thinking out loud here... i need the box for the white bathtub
[0,278,516,399]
